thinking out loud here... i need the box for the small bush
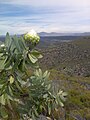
[0,32,67,120]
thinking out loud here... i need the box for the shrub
[0,31,67,120]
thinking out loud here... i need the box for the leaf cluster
[0,33,67,120]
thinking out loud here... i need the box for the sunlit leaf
[8,76,14,84]
[0,94,6,105]
[5,32,12,49]
[28,53,38,63]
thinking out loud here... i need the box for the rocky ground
[36,37,90,120]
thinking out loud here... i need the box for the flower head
[24,29,40,45]
[0,44,5,47]
[27,29,37,36]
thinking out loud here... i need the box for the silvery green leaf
[0,94,6,105]
[48,84,51,89]
[43,94,48,98]
[0,59,5,70]
[28,53,38,63]
[62,92,68,96]
[31,50,43,59]
[38,69,42,76]
[34,69,40,76]
[48,102,51,115]
[58,90,63,95]
[57,96,64,107]
[8,76,14,84]
[43,70,48,78]
[5,32,12,49]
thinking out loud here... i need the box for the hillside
[0,35,90,119]
[38,36,90,77]
[37,36,90,120]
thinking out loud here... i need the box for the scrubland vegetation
[38,36,90,120]
[0,34,90,120]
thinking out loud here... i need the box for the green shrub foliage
[0,32,67,120]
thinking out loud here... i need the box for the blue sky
[0,0,90,34]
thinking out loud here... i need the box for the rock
[37,115,48,120]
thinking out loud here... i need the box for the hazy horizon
[0,0,90,35]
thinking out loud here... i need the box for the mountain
[0,36,5,42]
[37,36,90,77]
[37,36,90,120]
[38,32,90,36]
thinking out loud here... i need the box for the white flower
[0,44,5,47]
[24,29,40,44]
[27,29,37,36]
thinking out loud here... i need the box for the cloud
[0,0,90,34]
[1,0,90,7]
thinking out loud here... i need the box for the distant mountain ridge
[0,32,90,43]
[0,32,90,37]
[38,32,90,36]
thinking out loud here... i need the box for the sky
[0,0,90,35]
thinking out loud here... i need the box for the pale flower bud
[24,29,40,44]
[0,44,5,47]
[28,29,37,36]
